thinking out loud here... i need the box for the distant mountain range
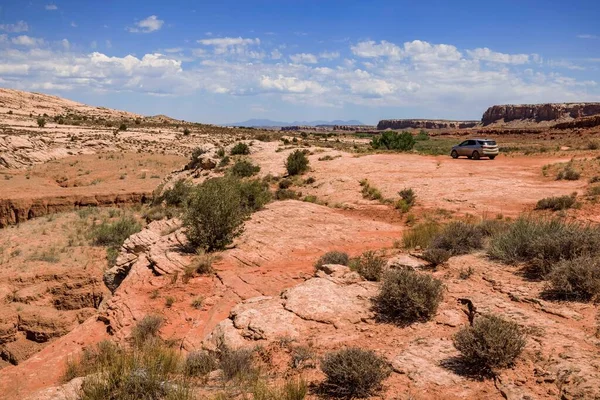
[224,118,365,127]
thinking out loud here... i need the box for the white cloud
[197,37,261,58]
[71,22,78,28]
[319,51,340,60]
[466,47,529,64]
[290,53,318,64]
[105,40,112,48]
[0,21,29,33]
[164,47,183,53]
[61,39,70,50]
[198,37,260,47]
[45,4,58,10]
[351,40,402,58]
[271,49,282,60]
[11,35,44,47]
[577,34,599,39]
[128,15,164,33]
[260,75,325,94]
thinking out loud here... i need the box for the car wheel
[489,155,496,160]
[451,150,458,159]
[472,151,480,160]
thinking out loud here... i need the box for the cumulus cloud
[197,37,261,58]
[467,47,530,64]
[45,4,58,10]
[0,21,28,33]
[351,40,402,58]
[270,49,282,60]
[128,15,164,33]
[11,35,44,47]
[319,51,340,60]
[198,37,260,47]
[260,75,325,94]
[290,53,318,64]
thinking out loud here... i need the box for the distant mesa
[481,103,600,126]
[225,118,365,128]
[377,119,479,130]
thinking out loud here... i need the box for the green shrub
[350,251,385,281]
[238,178,272,212]
[415,130,430,141]
[275,188,300,200]
[488,217,600,278]
[320,348,390,398]
[453,314,525,373]
[545,256,600,301]
[402,221,441,249]
[374,269,443,324]
[398,188,416,207]
[588,185,600,196]
[118,123,127,131]
[37,117,46,127]
[536,193,577,211]
[135,118,141,125]
[286,150,310,175]
[231,142,250,155]
[154,179,194,207]
[131,315,163,347]
[315,251,349,270]
[359,179,383,201]
[186,147,207,170]
[184,176,246,252]
[556,166,580,181]
[184,351,218,377]
[216,147,226,158]
[183,127,190,135]
[429,221,484,255]
[371,131,415,151]
[278,178,293,189]
[218,156,230,167]
[421,248,451,267]
[220,347,256,381]
[231,159,260,177]
[90,215,142,249]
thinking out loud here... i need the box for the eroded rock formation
[482,103,600,125]
[376,119,479,130]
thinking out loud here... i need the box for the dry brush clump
[402,221,441,249]
[286,150,310,176]
[428,221,484,255]
[314,251,350,271]
[374,269,444,325]
[535,193,577,211]
[349,250,386,281]
[544,256,600,301]
[453,314,526,374]
[320,348,390,398]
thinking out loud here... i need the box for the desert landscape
[1,86,600,400]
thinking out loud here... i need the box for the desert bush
[402,221,441,249]
[488,217,600,277]
[218,155,230,167]
[231,159,261,177]
[421,248,451,267]
[398,187,416,207]
[231,142,250,155]
[545,256,600,301]
[556,165,580,181]
[286,150,310,175]
[536,193,577,211]
[252,378,308,400]
[320,348,390,398]
[90,215,142,248]
[359,179,383,201]
[184,176,246,251]
[118,123,127,131]
[37,117,46,127]
[315,251,349,270]
[415,130,430,141]
[587,140,599,150]
[371,131,415,151]
[186,147,207,170]
[374,269,444,324]
[588,185,600,196]
[453,314,525,373]
[135,118,141,125]
[153,179,194,207]
[142,205,178,222]
[291,346,316,369]
[184,351,218,377]
[275,188,300,200]
[278,178,293,189]
[590,176,600,184]
[186,252,215,276]
[131,315,163,346]
[238,178,271,212]
[350,251,386,281]
[428,221,484,255]
[183,127,190,135]
[220,347,256,381]
[476,218,509,237]
[216,147,226,158]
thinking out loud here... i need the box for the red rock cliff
[482,103,600,125]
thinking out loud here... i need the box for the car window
[481,140,496,145]
[467,140,476,145]
[459,141,469,146]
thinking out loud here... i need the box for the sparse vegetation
[421,248,452,267]
[535,193,577,211]
[349,250,386,281]
[220,347,256,381]
[153,179,193,207]
[231,142,250,155]
[374,269,444,325]
[131,315,164,346]
[286,150,310,176]
[90,215,142,266]
[118,123,127,131]
[488,217,600,278]
[184,351,218,377]
[315,251,349,271]
[545,256,600,301]
[428,221,484,255]
[320,348,390,398]
[453,314,525,374]
[371,131,415,151]
[556,164,580,181]
[183,127,190,135]
[359,179,383,201]
[402,221,441,249]
[231,159,261,177]
[395,188,416,212]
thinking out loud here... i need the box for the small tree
[231,142,250,155]
[119,123,127,131]
[183,127,191,135]
[37,117,46,128]
[286,150,309,175]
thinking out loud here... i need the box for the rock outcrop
[0,193,150,228]
[482,102,600,125]
[377,119,479,130]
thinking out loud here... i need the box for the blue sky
[0,0,599,124]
